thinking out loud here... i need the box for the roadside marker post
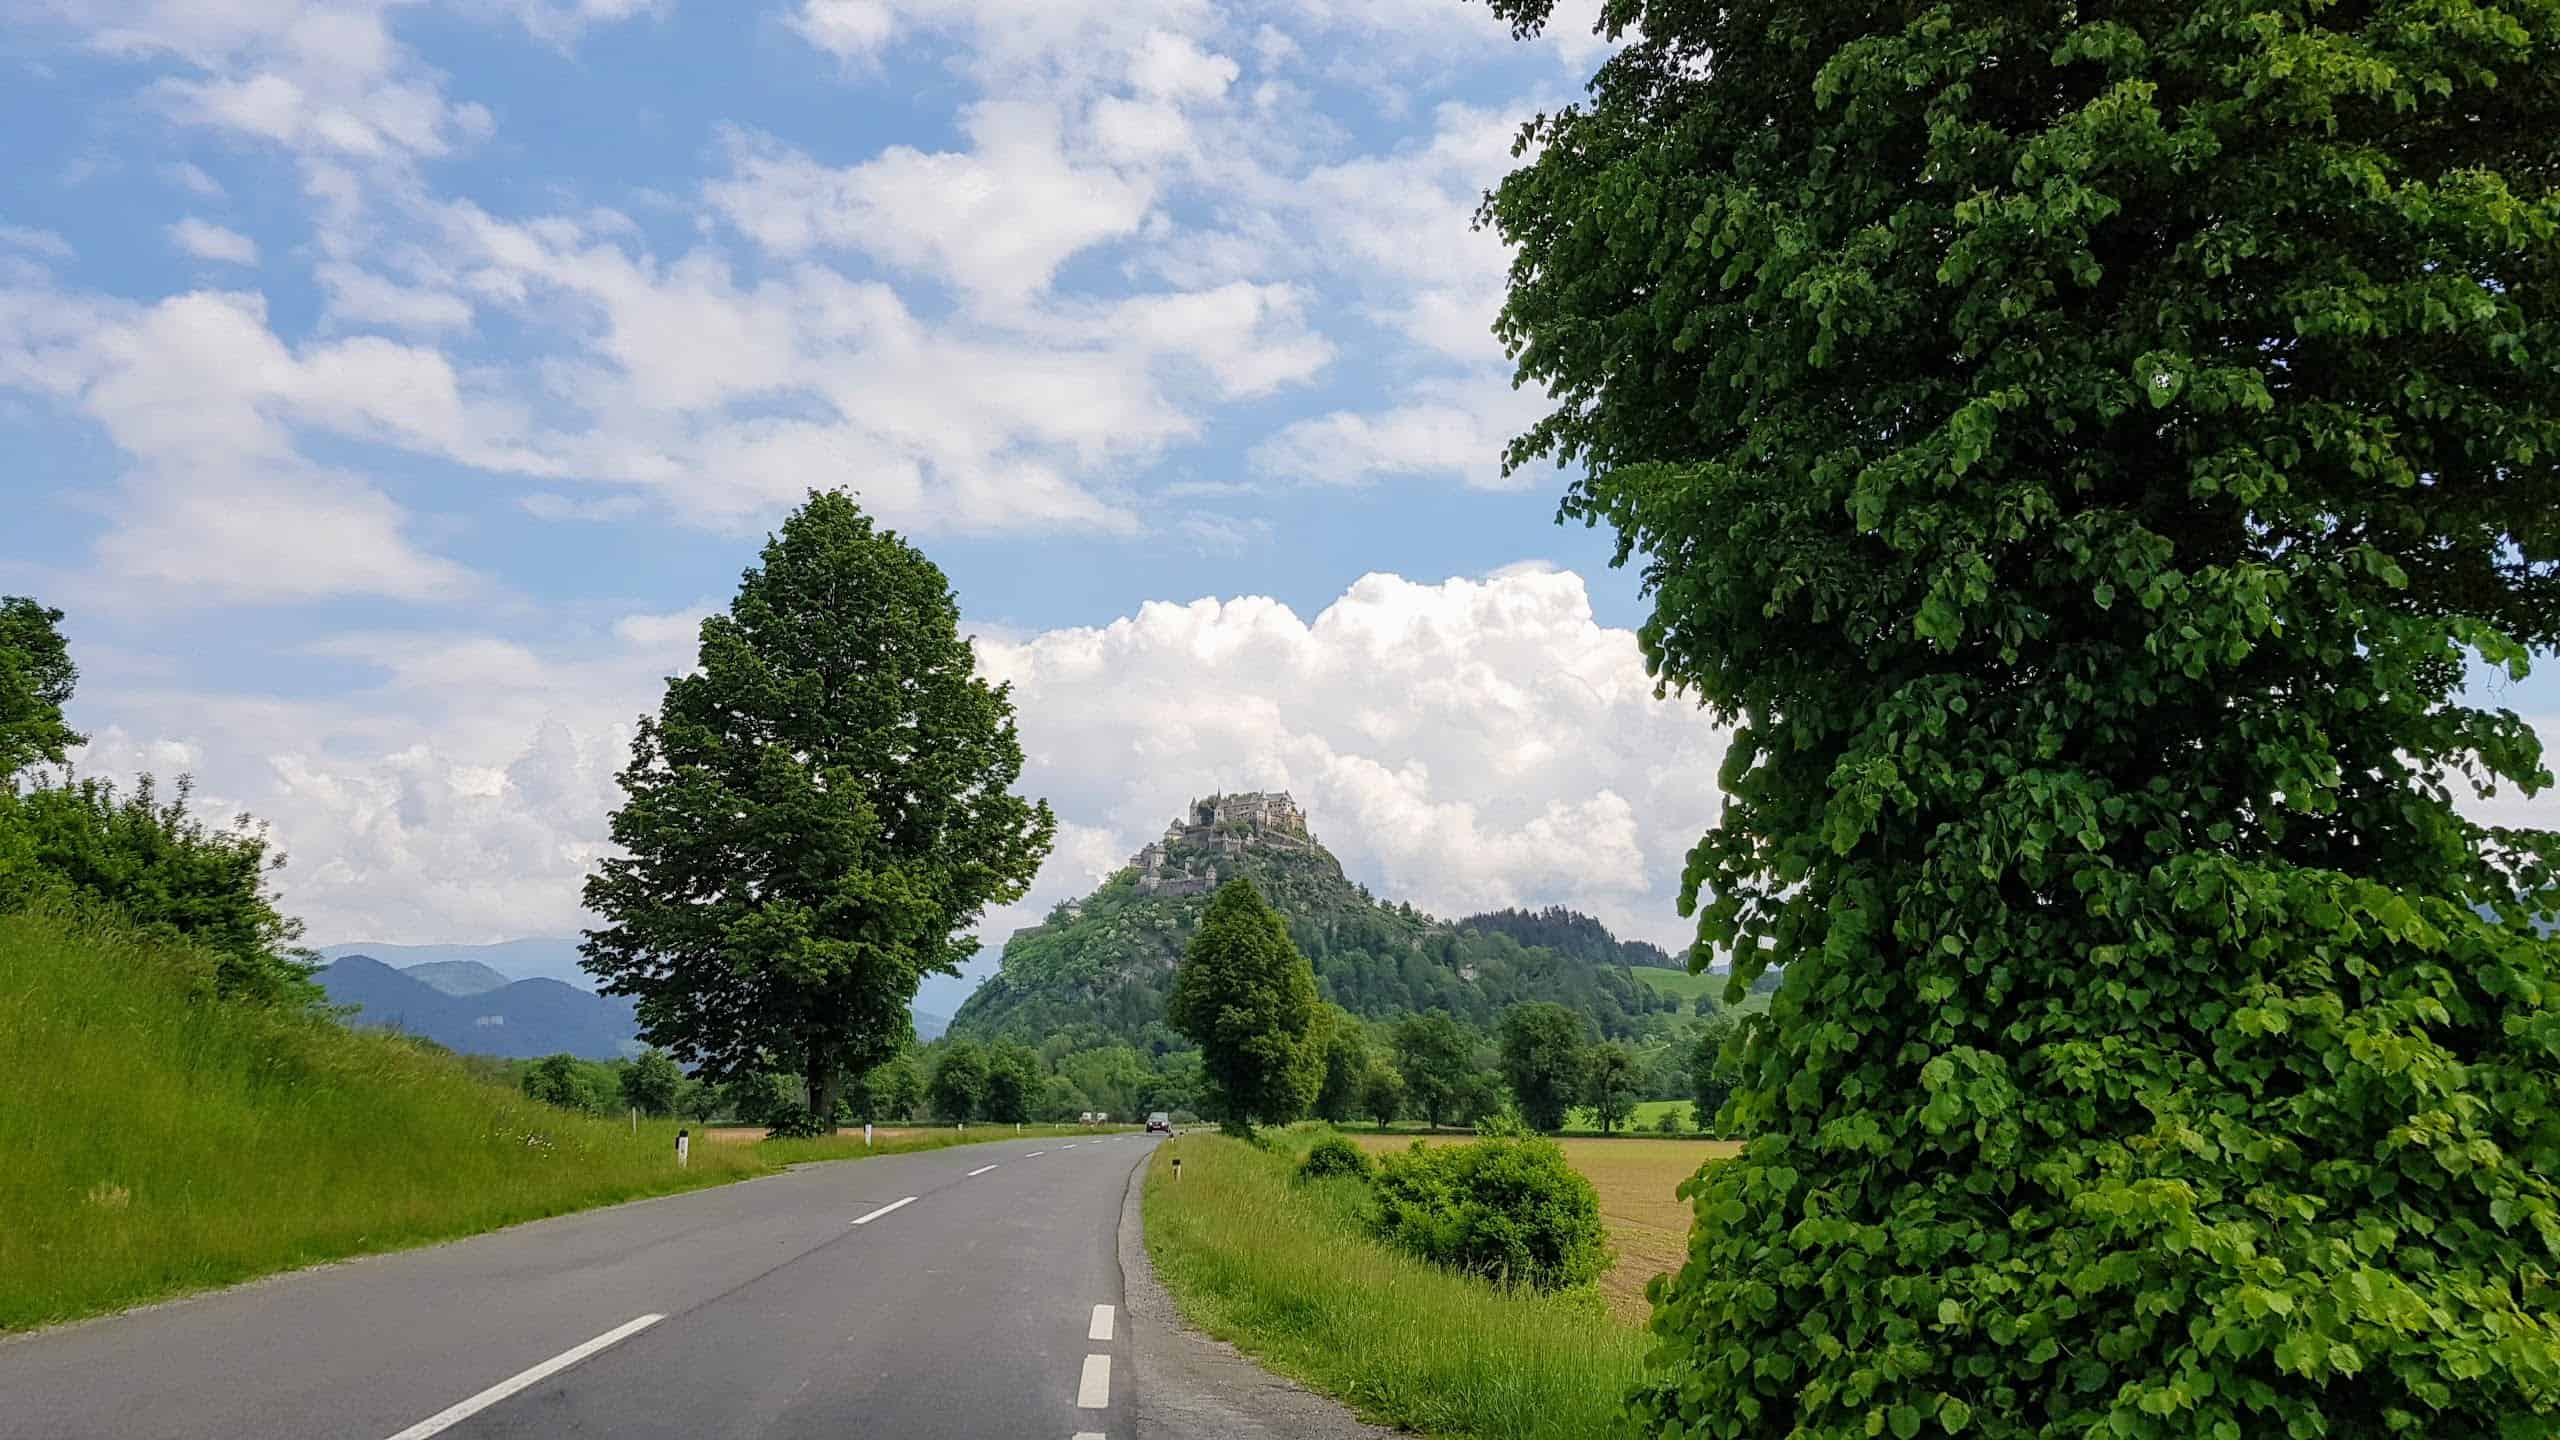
[675,1129,689,1168]
[1172,1157,1182,1182]
[864,1122,873,1147]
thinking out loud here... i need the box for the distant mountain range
[318,938,594,989]
[316,954,644,1060]
[313,940,952,1054]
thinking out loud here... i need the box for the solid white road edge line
[1077,1353,1112,1409]
[851,1196,918,1226]
[382,1313,663,1440]
[966,1164,998,1177]
[1089,1304,1115,1342]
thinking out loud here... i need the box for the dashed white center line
[382,1314,662,1440]
[1073,1433,1104,1440]
[1064,1143,1080,1149]
[966,1164,998,1177]
[1026,1150,1046,1157]
[1077,1353,1112,1409]
[1088,1304,1115,1342]
[850,1196,917,1226]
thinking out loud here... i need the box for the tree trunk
[807,1053,842,1134]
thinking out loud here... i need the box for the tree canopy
[1391,1010,1478,1129]
[1485,0,2560,1433]
[1166,878,1322,1132]
[1495,1002,1590,1134]
[582,491,1054,1131]
[0,597,81,779]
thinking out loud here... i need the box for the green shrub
[1298,1134,1372,1181]
[1368,1136,1610,1292]
[763,1105,826,1140]
[1651,1106,1684,1136]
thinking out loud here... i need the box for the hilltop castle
[1130,791,1313,896]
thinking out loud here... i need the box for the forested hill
[1453,905,1680,971]
[947,793,1689,1048]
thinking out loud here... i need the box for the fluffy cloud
[0,282,541,602]
[1252,372,1547,490]
[973,566,1730,956]
[708,109,1157,308]
[67,570,1730,963]
[169,217,259,265]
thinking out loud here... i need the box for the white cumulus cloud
[169,217,259,265]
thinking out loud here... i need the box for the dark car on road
[1146,1112,1173,1134]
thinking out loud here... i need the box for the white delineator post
[864,1122,873,1147]
[676,1129,690,1168]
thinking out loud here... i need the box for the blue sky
[3,2,2552,1015]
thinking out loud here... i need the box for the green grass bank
[1142,1129,1647,1440]
[0,909,1080,1332]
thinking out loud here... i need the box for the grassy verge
[1142,1129,1647,1440]
[0,908,1074,1332]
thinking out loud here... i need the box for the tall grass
[1143,1130,1647,1440]
[0,909,1084,1331]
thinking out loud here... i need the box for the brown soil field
[1350,1132,1739,1323]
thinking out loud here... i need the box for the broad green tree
[1360,1061,1404,1129]
[851,1051,925,1123]
[1495,1002,1589,1134]
[1313,1009,1367,1124]
[1688,1012,1739,1139]
[0,597,81,779]
[722,1071,792,1127]
[1390,1010,1476,1129]
[522,1054,602,1113]
[1165,878,1322,1134]
[1583,1042,1638,1135]
[927,1040,988,1123]
[1484,0,2560,1434]
[583,491,1055,1131]
[983,1040,1040,1124]
[620,1048,682,1117]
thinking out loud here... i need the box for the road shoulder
[1115,1144,1393,1440]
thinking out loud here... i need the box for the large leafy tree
[1496,1001,1591,1133]
[927,1040,989,1123]
[1484,0,2560,1435]
[1583,1041,1640,1134]
[1314,1008,1368,1123]
[0,597,81,779]
[584,491,1054,1131]
[1688,1011,1740,1139]
[1166,878,1322,1133]
[620,1049,682,1117]
[1390,1009,1478,1129]
[983,1040,1041,1124]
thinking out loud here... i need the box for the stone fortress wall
[1131,791,1313,896]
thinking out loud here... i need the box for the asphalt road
[0,1132,1166,1439]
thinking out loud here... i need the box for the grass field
[1351,1132,1734,1322]
[1628,965,1719,999]
[1144,1132,1647,1440]
[0,908,1050,1332]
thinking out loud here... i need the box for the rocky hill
[948,792,1686,1047]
